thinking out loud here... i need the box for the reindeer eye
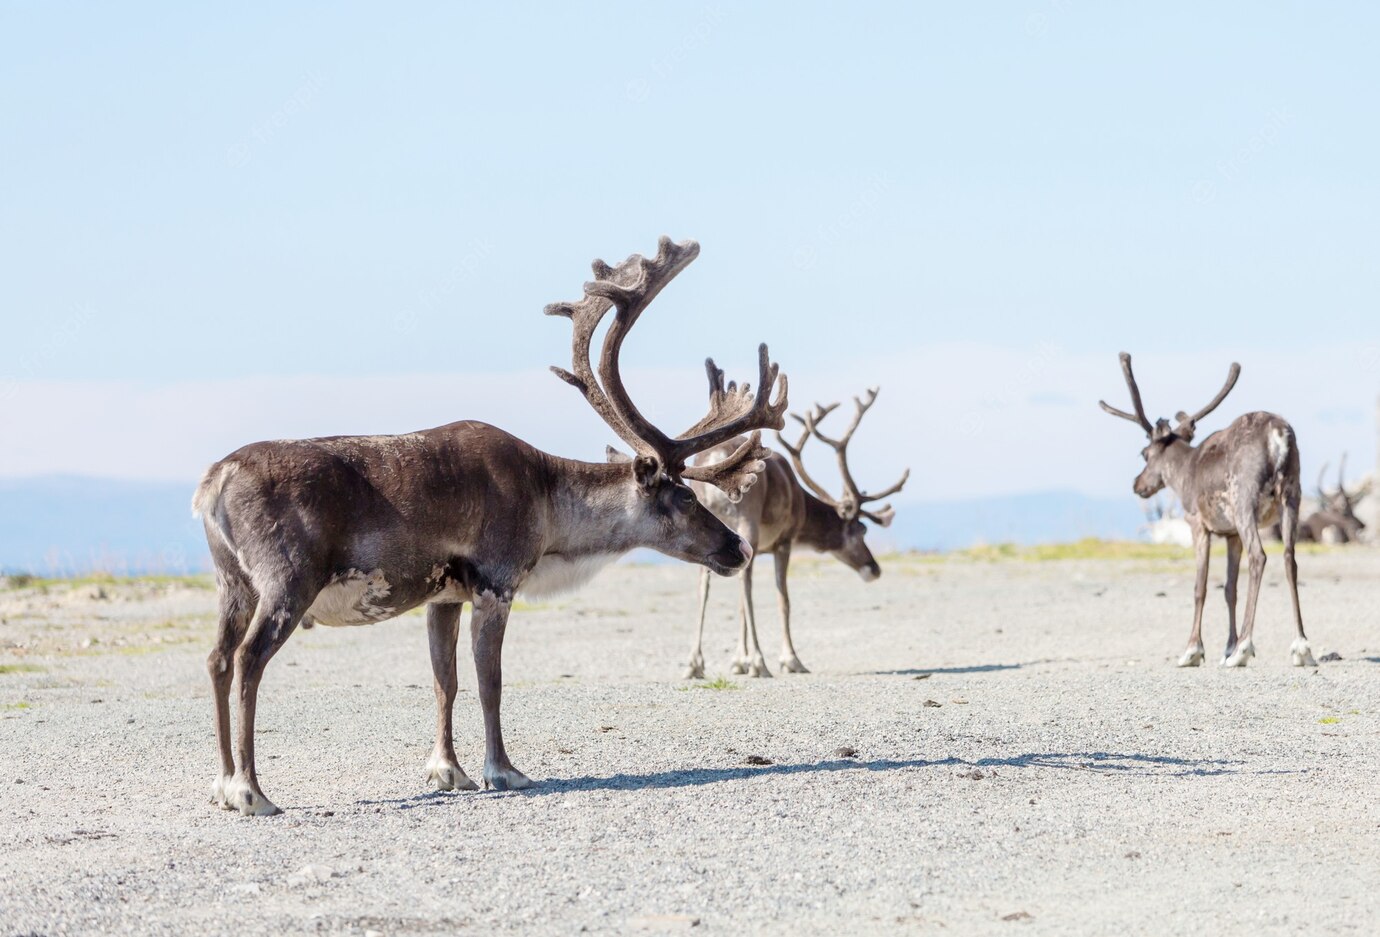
[675,487,696,508]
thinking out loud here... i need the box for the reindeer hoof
[211,775,233,809]
[1290,638,1318,668]
[744,656,773,678]
[483,766,534,791]
[729,660,748,675]
[223,774,280,816]
[779,655,810,674]
[425,752,479,792]
[1177,646,1205,668]
[1220,641,1256,668]
[683,658,706,680]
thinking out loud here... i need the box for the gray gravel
[2,548,1378,935]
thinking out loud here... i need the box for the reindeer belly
[518,553,618,600]
[305,568,409,627]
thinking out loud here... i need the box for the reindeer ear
[606,446,633,464]
[631,455,661,490]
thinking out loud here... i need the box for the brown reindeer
[1298,455,1371,543]
[682,390,908,678]
[1099,353,1316,668]
[193,237,788,815]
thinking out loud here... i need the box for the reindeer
[193,237,788,815]
[1298,455,1370,543]
[1099,353,1316,668]
[682,390,908,678]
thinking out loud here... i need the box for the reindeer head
[547,236,789,575]
[1318,454,1370,539]
[1099,352,1241,499]
[775,389,910,582]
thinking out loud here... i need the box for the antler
[547,236,788,495]
[1174,362,1241,438]
[775,403,843,505]
[1335,453,1373,509]
[1316,461,1333,507]
[1099,352,1154,435]
[675,355,788,502]
[777,389,909,526]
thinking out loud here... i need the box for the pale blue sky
[2,3,1378,496]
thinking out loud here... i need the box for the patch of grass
[2,701,32,711]
[5,573,215,591]
[0,663,46,675]
[883,538,1352,566]
[691,676,740,691]
[1319,716,1341,725]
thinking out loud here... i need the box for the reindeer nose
[737,537,754,563]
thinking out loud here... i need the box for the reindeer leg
[1178,524,1209,667]
[425,602,479,792]
[1223,521,1264,668]
[207,574,252,809]
[1281,494,1316,666]
[1221,535,1242,662]
[471,590,531,790]
[732,558,771,677]
[684,567,710,679]
[775,544,808,673]
[226,586,309,816]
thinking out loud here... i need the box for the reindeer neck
[1158,438,1203,506]
[798,492,845,552]
[540,457,650,558]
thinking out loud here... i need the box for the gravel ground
[2,547,1378,935]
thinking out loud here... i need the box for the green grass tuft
[0,663,46,675]
[692,676,741,691]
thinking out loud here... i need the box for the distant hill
[878,489,1145,553]
[0,475,1147,575]
[0,476,208,576]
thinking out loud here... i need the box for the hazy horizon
[3,4,1379,524]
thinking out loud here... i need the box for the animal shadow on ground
[359,750,1294,810]
[871,657,1074,676]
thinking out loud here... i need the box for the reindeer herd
[194,236,1370,816]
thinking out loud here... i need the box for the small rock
[629,914,700,931]
[833,747,858,759]
[959,769,984,780]
[951,698,968,705]
[1319,651,1343,662]
[1125,851,1141,859]
[923,699,942,708]
[912,673,932,680]
[1002,910,1032,922]
[743,755,773,766]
